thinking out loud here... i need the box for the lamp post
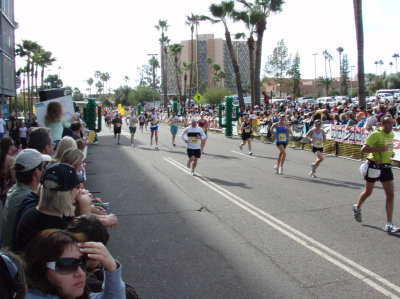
[147,53,159,108]
[313,53,318,98]
[350,65,355,98]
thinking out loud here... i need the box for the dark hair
[27,127,52,153]
[15,162,44,185]
[0,250,26,299]
[76,139,86,151]
[67,215,109,245]
[23,229,89,299]
[70,121,82,132]
[0,137,13,170]
[44,101,63,124]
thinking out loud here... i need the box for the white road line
[231,150,256,159]
[163,156,400,298]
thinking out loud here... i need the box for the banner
[35,96,75,126]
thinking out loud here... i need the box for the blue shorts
[170,125,178,134]
[150,125,158,132]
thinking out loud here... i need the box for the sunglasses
[46,255,87,275]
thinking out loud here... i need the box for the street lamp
[147,53,159,108]
[350,65,355,98]
[313,53,318,98]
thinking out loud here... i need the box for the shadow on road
[202,153,240,160]
[362,224,400,238]
[282,174,377,190]
[203,176,252,189]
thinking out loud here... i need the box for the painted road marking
[231,150,256,159]
[164,156,400,298]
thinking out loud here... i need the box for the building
[0,0,16,113]
[164,34,250,99]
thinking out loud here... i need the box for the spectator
[60,148,84,175]
[51,136,77,164]
[0,250,27,299]
[14,163,88,253]
[364,109,378,130]
[23,229,125,299]
[0,138,16,206]
[44,101,77,148]
[0,114,6,138]
[346,111,357,127]
[18,121,27,149]
[356,112,366,128]
[1,149,51,250]
[70,121,83,140]
[26,127,54,155]
[9,119,20,149]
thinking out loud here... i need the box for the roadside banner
[35,96,75,126]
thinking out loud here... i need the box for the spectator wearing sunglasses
[14,163,91,253]
[23,229,125,299]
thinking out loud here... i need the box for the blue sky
[15,0,400,93]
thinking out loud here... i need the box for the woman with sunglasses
[23,229,125,299]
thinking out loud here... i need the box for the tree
[95,81,103,94]
[209,0,245,108]
[168,43,183,105]
[203,87,231,104]
[265,39,291,97]
[72,87,84,101]
[322,50,331,78]
[37,50,56,90]
[353,0,366,108]
[155,20,169,107]
[389,62,394,73]
[237,0,284,106]
[182,61,191,105]
[186,14,197,105]
[341,54,350,95]
[100,72,111,94]
[384,73,400,89]
[44,74,63,89]
[318,77,333,96]
[393,53,399,73]
[62,86,73,96]
[86,78,94,95]
[378,60,384,75]
[287,52,301,98]
[123,76,130,85]
[129,85,161,106]
[336,46,344,94]
[374,61,379,75]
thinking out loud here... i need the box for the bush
[204,88,231,105]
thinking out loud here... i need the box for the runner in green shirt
[353,114,398,232]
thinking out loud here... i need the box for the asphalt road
[84,123,400,299]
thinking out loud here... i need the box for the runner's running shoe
[384,223,400,233]
[352,204,362,222]
[278,167,283,175]
[274,165,279,174]
[249,152,253,156]
[309,171,316,178]
[311,163,316,173]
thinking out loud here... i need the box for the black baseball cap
[41,163,84,191]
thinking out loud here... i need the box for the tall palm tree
[237,0,284,106]
[169,43,184,105]
[389,62,393,74]
[100,72,111,94]
[205,57,213,88]
[336,46,344,93]
[328,53,333,79]
[186,14,200,106]
[392,53,399,73]
[353,0,365,109]
[322,50,330,78]
[209,0,245,108]
[318,77,333,96]
[155,20,169,107]
[374,61,378,75]
[86,78,94,95]
[38,50,56,90]
[123,76,130,85]
[182,62,191,105]
[378,60,384,75]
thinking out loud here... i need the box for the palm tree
[393,53,399,72]
[123,76,130,85]
[95,81,103,94]
[182,62,191,106]
[336,46,344,93]
[205,57,213,88]
[328,53,333,79]
[155,20,169,107]
[86,78,94,95]
[322,50,330,78]
[378,60,384,75]
[169,43,184,105]
[186,14,200,106]
[209,0,245,108]
[100,72,111,94]
[374,61,378,75]
[389,62,394,73]
[353,0,366,108]
[38,50,56,90]
[237,0,284,106]
[318,77,333,96]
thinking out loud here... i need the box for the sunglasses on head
[46,255,87,275]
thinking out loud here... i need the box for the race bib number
[244,128,251,133]
[190,137,198,145]
[385,138,393,152]
[278,133,287,142]
[314,139,323,148]
[171,120,176,125]
[151,120,157,125]
[115,123,121,127]
[130,120,136,126]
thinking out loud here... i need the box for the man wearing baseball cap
[181,117,206,175]
[1,149,51,249]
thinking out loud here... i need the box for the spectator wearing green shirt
[353,114,397,232]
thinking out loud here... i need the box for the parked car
[334,96,349,105]
[316,96,336,106]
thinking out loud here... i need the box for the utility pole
[313,53,318,98]
[147,54,159,108]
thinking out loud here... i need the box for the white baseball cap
[15,149,51,172]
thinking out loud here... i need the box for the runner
[353,114,398,232]
[138,112,146,134]
[181,117,206,175]
[106,113,112,130]
[112,113,122,145]
[168,111,180,146]
[144,110,149,132]
[239,114,253,156]
[270,112,293,174]
[126,110,138,146]
[148,108,159,149]
[198,112,209,154]
[305,120,326,177]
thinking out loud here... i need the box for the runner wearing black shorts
[181,118,206,175]
[239,114,253,156]
[112,113,122,145]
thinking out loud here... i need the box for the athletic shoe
[201,151,204,154]
[191,170,194,176]
[278,167,283,175]
[274,165,279,174]
[352,204,362,222]
[118,142,120,145]
[384,223,400,233]
[131,144,134,147]
[249,152,253,156]
[309,171,316,178]
[150,140,153,146]
[155,146,158,150]
[311,163,316,173]
[239,144,243,150]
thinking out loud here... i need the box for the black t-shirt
[14,208,69,253]
[112,118,122,128]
